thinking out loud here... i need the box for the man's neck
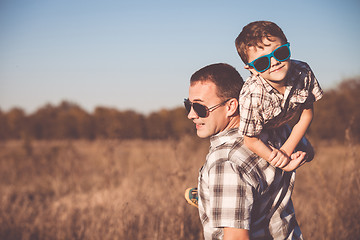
[223,115,240,132]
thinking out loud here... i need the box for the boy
[235,21,323,169]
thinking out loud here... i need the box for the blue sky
[1,0,360,114]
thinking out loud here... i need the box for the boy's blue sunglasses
[247,42,291,73]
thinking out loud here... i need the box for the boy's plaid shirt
[239,60,323,137]
[198,128,303,239]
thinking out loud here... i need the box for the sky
[1,0,360,115]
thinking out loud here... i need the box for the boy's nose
[270,56,280,67]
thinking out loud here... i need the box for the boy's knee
[296,137,314,162]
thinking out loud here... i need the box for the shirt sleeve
[208,161,253,230]
[239,90,264,137]
[301,67,324,109]
[309,70,323,102]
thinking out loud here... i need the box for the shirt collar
[258,75,275,93]
[210,128,240,149]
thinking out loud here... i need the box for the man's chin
[196,130,209,139]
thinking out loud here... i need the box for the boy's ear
[244,64,258,76]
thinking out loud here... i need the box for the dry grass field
[0,136,359,240]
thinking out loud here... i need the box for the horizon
[1,75,358,116]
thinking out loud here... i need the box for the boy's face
[245,37,290,83]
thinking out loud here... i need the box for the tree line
[310,77,360,143]
[0,102,194,140]
[1,77,359,142]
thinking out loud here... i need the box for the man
[184,63,305,239]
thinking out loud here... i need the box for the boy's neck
[263,77,287,95]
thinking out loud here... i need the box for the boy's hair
[190,63,244,100]
[235,21,288,64]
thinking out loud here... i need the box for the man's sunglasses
[247,42,291,73]
[184,98,230,118]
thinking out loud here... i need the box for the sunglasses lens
[253,56,270,72]
[184,101,191,113]
[193,103,208,118]
[274,45,290,61]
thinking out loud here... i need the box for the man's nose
[187,106,198,120]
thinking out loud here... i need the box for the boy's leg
[184,188,198,208]
[295,136,314,162]
[263,124,314,162]
[278,124,315,162]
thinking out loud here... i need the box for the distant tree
[93,107,122,138]
[75,108,95,139]
[167,107,195,138]
[4,108,26,139]
[117,110,145,139]
[28,101,95,139]
[0,109,8,140]
[93,107,145,139]
[310,77,360,142]
[28,104,58,139]
[55,101,94,139]
[144,110,171,139]
[93,107,110,138]
[142,107,194,139]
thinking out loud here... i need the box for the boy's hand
[290,151,306,160]
[281,151,307,171]
[268,148,290,168]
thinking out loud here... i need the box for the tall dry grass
[293,138,360,239]
[0,136,359,239]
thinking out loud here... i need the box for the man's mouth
[195,122,204,129]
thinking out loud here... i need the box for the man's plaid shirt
[239,60,323,137]
[198,128,303,239]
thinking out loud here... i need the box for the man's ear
[226,98,239,117]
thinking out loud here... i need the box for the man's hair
[190,63,243,100]
[235,21,287,64]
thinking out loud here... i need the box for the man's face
[245,36,291,83]
[187,81,229,138]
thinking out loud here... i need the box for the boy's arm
[244,135,272,160]
[280,105,314,157]
[244,135,290,168]
[224,228,249,240]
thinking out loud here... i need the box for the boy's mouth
[270,64,284,73]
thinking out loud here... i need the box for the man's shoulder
[228,139,265,173]
[207,134,262,172]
